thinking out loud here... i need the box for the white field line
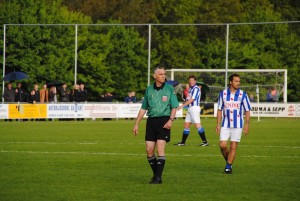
[0,142,299,149]
[0,150,299,159]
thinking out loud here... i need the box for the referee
[132,65,179,184]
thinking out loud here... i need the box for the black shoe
[150,177,162,184]
[149,176,155,183]
[200,141,209,146]
[224,168,232,174]
[174,141,185,146]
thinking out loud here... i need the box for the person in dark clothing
[3,82,15,121]
[78,83,88,102]
[28,90,38,104]
[15,82,26,102]
[59,83,70,102]
[32,84,40,103]
[4,82,16,103]
[71,84,80,102]
[71,84,83,121]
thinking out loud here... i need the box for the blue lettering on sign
[49,105,70,111]
[73,104,83,112]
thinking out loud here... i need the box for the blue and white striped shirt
[187,85,201,107]
[217,88,251,128]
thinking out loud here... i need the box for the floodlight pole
[2,25,6,103]
[148,24,151,86]
[225,24,229,89]
[74,25,78,85]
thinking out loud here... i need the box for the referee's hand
[163,120,172,130]
[132,125,138,136]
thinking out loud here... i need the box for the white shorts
[185,106,201,124]
[220,127,243,142]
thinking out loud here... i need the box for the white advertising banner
[84,104,119,118]
[3,102,299,119]
[47,103,85,118]
[0,104,8,119]
[214,103,300,117]
[118,104,141,118]
[47,103,182,119]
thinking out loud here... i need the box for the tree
[102,23,148,99]
[62,0,157,23]
[0,0,91,93]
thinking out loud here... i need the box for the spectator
[15,82,26,102]
[266,87,279,102]
[71,84,80,102]
[4,82,16,103]
[49,86,57,103]
[100,92,117,121]
[78,83,88,102]
[124,92,133,103]
[32,84,40,103]
[131,91,137,103]
[183,84,189,101]
[28,90,38,104]
[101,92,117,102]
[59,83,70,102]
[40,83,49,103]
[249,93,255,102]
[3,82,15,121]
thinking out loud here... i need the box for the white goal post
[167,69,288,103]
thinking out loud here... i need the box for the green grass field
[0,118,299,201]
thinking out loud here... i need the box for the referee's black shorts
[145,116,170,142]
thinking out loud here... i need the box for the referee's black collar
[153,82,165,91]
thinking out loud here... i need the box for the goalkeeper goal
[166,69,287,103]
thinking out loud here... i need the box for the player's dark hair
[229,74,240,82]
[188,75,197,80]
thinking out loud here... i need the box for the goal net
[166,69,287,103]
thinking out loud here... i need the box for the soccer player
[132,65,179,184]
[216,73,251,174]
[175,75,208,146]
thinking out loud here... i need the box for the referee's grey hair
[154,65,165,74]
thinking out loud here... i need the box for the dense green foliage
[0,0,299,101]
[0,118,299,200]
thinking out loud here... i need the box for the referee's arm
[132,109,147,136]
